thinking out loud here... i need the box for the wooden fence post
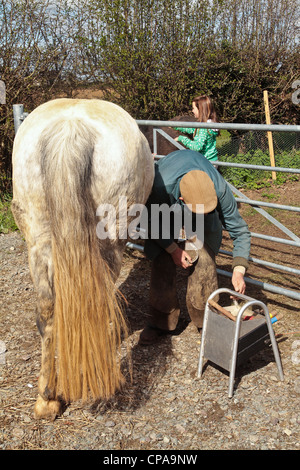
[263,90,276,180]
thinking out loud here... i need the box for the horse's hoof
[34,395,62,420]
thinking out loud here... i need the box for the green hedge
[0,193,18,233]
[219,150,300,189]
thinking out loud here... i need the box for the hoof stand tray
[197,288,284,397]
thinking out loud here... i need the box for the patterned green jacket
[174,123,218,161]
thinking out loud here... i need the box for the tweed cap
[179,170,217,214]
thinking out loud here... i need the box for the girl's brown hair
[192,95,219,136]
[192,95,218,123]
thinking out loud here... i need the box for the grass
[0,193,18,233]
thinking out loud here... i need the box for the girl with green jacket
[174,95,219,162]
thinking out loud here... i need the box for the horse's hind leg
[28,240,62,420]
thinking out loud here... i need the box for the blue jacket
[144,150,250,269]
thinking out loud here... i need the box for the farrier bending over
[139,149,251,346]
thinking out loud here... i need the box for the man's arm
[217,184,251,294]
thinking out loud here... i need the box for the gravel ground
[0,184,299,451]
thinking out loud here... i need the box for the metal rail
[136,119,300,133]
[135,120,300,301]
[126,242,300,301]
[13,107,300,300]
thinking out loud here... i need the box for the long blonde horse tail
[39,118,128,402]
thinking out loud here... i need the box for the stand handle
[208,299,236,322]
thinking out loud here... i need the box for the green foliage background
[0,0,299,192]
[219,149,300,189]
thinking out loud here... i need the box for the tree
[81,0,299,122]
[0,0,86,187]
[1,0,299,188]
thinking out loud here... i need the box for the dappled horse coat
[11,99,154,419]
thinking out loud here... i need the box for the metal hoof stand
[197,288,284,397]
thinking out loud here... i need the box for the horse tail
[39,117,128,402]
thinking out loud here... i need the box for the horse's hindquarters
[12,99,154,419]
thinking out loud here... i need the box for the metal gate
[12,105,300,300]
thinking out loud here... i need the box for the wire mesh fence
[216,130,300,188]
[217,129,300,158]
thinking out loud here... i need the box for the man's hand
[232,270,246,294]
[171,246,193,269]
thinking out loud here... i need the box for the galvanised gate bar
[135,120,300,301]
